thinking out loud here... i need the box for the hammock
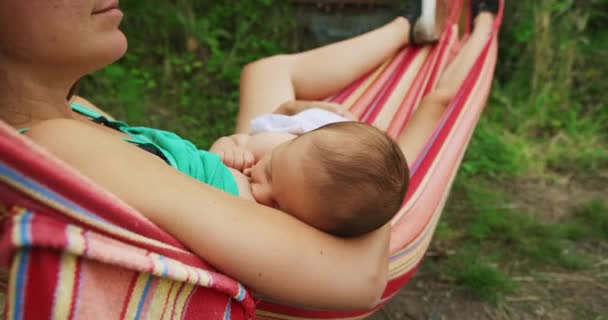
[0,0,503,319]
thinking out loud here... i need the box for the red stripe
[330,70,372,105]
[0,170,211,270]
[386,46,439,138]
[23,250,60,320]
[349,49,409,118]
[0,122,185,249]
[171,282,186,319]
[254,267,418,319]
[383,266,419,297]
[119,272,140,320]
[159,281,176,319]
[67,256,82,320]
[363,48,421,124]
[408,35,493,194]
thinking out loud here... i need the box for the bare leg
[434,12,494,97]
[236,17,411,133]
[398,12,495,163]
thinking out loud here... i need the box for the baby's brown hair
[307,122,409,237]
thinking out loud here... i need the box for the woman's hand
[274,100,357,120]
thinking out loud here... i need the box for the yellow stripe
[389,183,453,275]
[149,253,166,277]
[166,259,189,283]
[0,175,187,254]
[160,281,180,320]
[146,278,173,319]
[52,254,78,320]
[11,211,26,247]
[342,57,391,110]
[123,273,151,320]
[66,225,86,255]
[194,268,212,287]
[373,47,430,131]
[172,282,195,319]
[6,250,24,320]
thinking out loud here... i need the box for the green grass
[441,247,517,304]
[569,198,608,241]
[433,179,603,301]
[431,2,608,302]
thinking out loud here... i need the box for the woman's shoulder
[25,117,87,137]
[24,118,135,163]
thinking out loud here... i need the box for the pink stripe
[68,256,82,320]
[386,45,440,138]
[119,272,139,320]
[329,70,373,104]
[391,39,498,252]
[363,48,421,124]
[349,49,409,118]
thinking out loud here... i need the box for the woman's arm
[25,119,389,310]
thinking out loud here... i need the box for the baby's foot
[402,0,448,45]
[470,0,498,30]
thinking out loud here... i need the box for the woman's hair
[308,122,410,237]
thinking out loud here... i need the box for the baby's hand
[210,135,256,172]
[215,145,255,172]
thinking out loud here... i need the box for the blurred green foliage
[81,0,294,148]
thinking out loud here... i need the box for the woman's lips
[92,1,120,15]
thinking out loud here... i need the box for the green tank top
[22,103,239,196]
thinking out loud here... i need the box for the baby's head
[246,122,409,237]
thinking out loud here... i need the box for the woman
[0,0,496,310]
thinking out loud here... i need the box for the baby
[210,119,409,237]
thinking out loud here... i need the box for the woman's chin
[105,31,129,63]
[88,32,128,72]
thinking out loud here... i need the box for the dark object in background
[291,0,398,49]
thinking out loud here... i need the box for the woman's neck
[0,64,76,128]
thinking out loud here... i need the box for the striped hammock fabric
[256,1,503,319]
[0,0,503,319]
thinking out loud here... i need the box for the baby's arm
[210,132,296,171]
[243,131,296,160]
